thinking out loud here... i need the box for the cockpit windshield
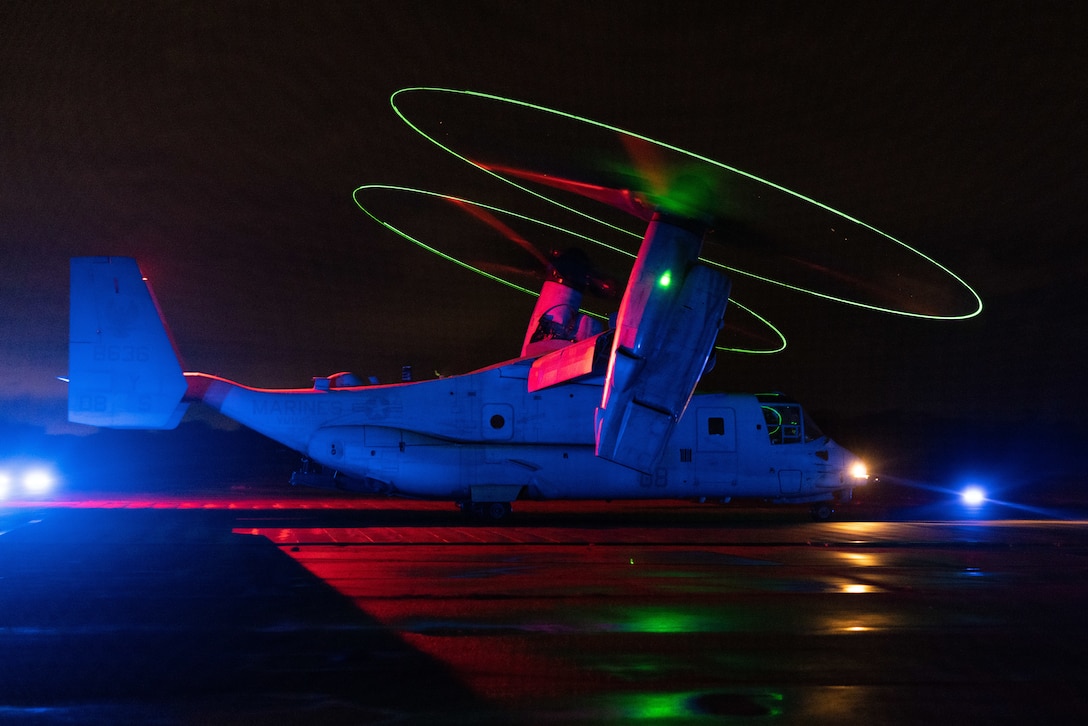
[757,394,825,445]
[762,403,801,444]
[802,409,824,442]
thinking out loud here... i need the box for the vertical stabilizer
[68,257,189,428]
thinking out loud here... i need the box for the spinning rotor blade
[448,197,550,269]
[353,185,786,353]
[481,164,655,222]
[444,191,620,298]
[391,87,983,320]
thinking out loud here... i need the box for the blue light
[22,468,56,496]
[961,485,986,507]
[0,460,59,500]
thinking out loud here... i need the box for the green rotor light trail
[390,87,984,321]
[352,184,787,354]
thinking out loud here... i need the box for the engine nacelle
[595,216,730,472]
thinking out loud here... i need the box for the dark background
[2,2,1085,494]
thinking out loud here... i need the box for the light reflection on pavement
[3,490,1088,724]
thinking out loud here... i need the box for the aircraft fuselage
[188,357,863,506]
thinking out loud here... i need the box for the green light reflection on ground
[612,606,728,634]
[627,692,691,719]
[612,690,785,720]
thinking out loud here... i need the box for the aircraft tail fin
[68,256,189,429]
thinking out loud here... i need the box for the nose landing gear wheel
[810,503,834,521]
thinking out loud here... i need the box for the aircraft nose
[829,441,869,484]
[844,450,869,483]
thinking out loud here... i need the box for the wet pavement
[2,488,1088,724]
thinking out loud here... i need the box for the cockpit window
[802,410,825,442]
[761,404,802,444]
[758,394,826,445]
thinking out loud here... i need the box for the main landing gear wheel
[810,503,834,522]
[462,501,513,522]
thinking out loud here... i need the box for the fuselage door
[695,408,738,485]
[779,469,803,494]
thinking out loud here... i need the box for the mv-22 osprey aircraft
[68,193,869,520]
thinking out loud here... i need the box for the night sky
[3,3,1086,481]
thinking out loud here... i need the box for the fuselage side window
[696,408,736,452]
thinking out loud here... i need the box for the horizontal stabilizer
[68,257,188,428]
[527,331,611,392]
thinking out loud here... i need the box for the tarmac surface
[2,485,1088,724]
